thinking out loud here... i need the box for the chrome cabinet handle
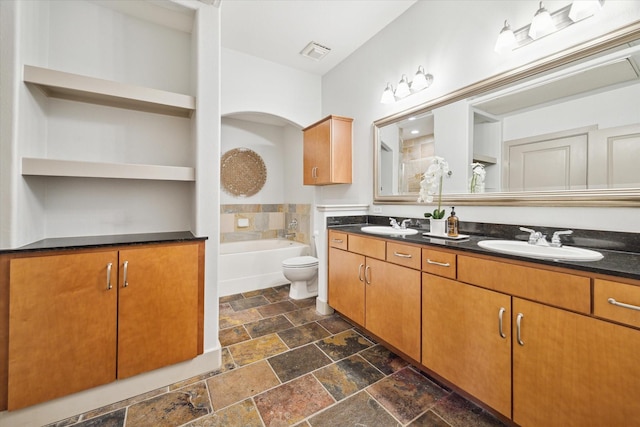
[106,262,113,290]
[498,307,506,339]
[516,313,525,346]
[331,239,344,243]
[123,260,129,287]
[364,265,371,285]
[426,259,450,267]
[608,298,640,312]
[312,167,318,178]
[358,263,364,282]
[394,252,412,258]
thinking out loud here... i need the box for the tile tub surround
[45,285,507,427]
[221,204,311,244]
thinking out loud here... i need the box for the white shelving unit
[23,65,195,118]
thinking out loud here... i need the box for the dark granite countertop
[329,223,640,282]
[0,231,207,255]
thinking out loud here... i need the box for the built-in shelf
[22,158,195,181]
[472,153,498,164]
[23,65,195,118]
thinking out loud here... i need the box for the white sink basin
[478,240,603,262]
[361,226,419,236]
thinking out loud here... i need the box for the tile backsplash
[220,204,311,244]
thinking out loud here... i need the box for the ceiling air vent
[300,41,331,61]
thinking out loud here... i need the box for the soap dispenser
[447,207,459,237]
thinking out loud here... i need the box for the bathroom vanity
[0,232,206,411]
[328,224,640,427]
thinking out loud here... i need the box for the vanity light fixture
[529,2,556,39]
[395,75,411,98]
[380,66,434,103]
[495,0,604,54]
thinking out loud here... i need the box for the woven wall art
[220,148,267,197]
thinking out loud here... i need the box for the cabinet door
[328,247,365,325]
[8,251,118,410]
[513,298,640,427]
[366,258,421,361]
[422,274,511,417]
[303,118,331,184]
[117,243,200,379]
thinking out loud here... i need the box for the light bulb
[380,82,395,104]
[529,2,556,40]
[395,75,411,98]
[495,20,517,53]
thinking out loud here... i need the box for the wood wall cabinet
[328,230,640,426]
[328,231,421,360]
[5,241,204,410]
[303,115,353,185]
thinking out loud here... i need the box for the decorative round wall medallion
[220,148,267,197]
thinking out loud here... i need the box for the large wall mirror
[374,22,640,206]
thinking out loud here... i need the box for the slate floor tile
[315,330,373,361]
[229,333,289,366]
[308,391,400,427]
[367,367,448,424]
[317,315,354,334]
[184,399,263,427]
[126,382,211,427]
[359,343,409,375]
[245,314,294,338]
[432,393,506,427]
[254,374,334,427]
[207,360,280,410]
[285,306,331,326]
[268,344,332,383]
[229,295,270,311]
[258,300,298,317]
[219,307,262,329]
[219,325,251,346]
[277,322,331,348]
[313,354,385,401]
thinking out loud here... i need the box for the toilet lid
[282,256,318,268]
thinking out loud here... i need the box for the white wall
[320,0,640,232]
[220,117,313,205]
[221,47,322,128]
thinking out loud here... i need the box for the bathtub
[219,239,310,296]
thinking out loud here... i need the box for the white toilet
[282,236,319,300]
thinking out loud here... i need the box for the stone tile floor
[47,285,507,427]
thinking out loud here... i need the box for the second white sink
[478,240,603,262]
[361,226,419,236]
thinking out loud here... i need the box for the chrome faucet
[389,218,401,229]
[400,219,412,229]
[520,227,548,246]
[551,230,573,247]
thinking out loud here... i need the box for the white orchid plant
[470,162,486,193]
[418,156,450,219]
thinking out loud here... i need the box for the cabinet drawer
[422,249,456,279]
[594,279,640,329]
[387,242,421,270]
[348,234,386,260]
[328,230,348,250]
[458,255,590,313]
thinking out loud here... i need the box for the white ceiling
[220,0,417,76]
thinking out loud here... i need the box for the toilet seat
[282,256,318,268]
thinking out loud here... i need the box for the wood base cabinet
[328,234,421,361]
[422,273,511,418]
[513,298,640,427]
[6,241,204,410]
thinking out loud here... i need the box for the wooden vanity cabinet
[422,273,512,418]
[303,115,353,185]
[328,232,421,360]
[6,241,204,410]
[512,297,640,427]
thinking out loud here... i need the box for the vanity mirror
[374,22,640,206]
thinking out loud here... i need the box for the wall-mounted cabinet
[303,115,353,185]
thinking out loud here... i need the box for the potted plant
[418,156,450,235]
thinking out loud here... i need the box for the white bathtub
[219,239,310,296]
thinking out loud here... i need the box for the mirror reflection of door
[380,141,394,195]
[588,123,640,189]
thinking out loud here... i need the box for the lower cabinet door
[513,298,640,427]
[8,251,118,410]
[365,258,421,361]
[117,243,200,378]
[422,274,512,418]
[328,248,365,326]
